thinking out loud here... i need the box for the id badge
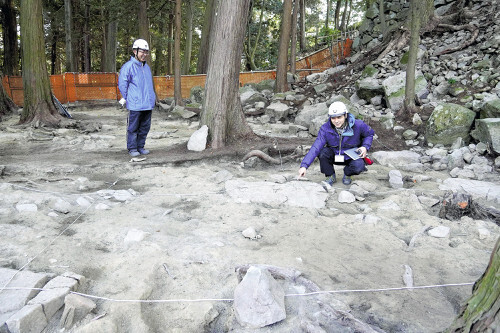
[335,154,344,163]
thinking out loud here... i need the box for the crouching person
[298,101,375,186]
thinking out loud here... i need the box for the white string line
[0,179,120,295]
[1,282,474,304]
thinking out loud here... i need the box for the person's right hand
[119,98,126,107]
[298,167,307,179]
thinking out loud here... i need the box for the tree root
[434,23,479,55]
[242,149,302,164]
[242,150,281,164]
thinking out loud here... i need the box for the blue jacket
[300,113,375,168]
[118,56,156,111]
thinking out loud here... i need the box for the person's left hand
[357,146,367,158]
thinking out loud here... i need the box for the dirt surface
[0,105,499,332]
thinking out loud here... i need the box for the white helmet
[328,101,348,117]
[132,39,149,51]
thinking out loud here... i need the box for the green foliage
[448,78,457,85]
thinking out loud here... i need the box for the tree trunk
[290,0,299,75]
[275,0,293,93]
[20,0,62,127]
[446,237,500,332]
[139,0,151,67]
[196,0,215,74]
[244,0,265,71]
[334,0,342,30]
[174,0,182,105]
[103,20,117,72]
[83,2,91,72]
[64,0,76,72]
[50,15,59,75]
[153,11,167,76]
[200,0,254,149]
[167,12,174,74]
[403,0,421,112]
[325,0,331,31]
[298,0,307,51]
[379,0,387,40]
[340,0,349,32]
[182,0,194,75]
[0,75,17,120]
[1,0,19,75]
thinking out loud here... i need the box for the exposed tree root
[434,23,479,55]
[242,150,281,164]
[242,149,303,164]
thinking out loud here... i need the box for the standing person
[118,38,156,157]
[298,101,375,186]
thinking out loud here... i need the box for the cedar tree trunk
[200,0,253,149]
[19,0,62,127]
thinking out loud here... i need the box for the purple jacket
[300,113,375,168]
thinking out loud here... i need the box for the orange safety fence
[2,39,351,107]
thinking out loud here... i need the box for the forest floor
[0,104,499,332]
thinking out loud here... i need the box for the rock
[479,97,500,118]
[388,170,404,188]
[371,150,421,167]
[190,86,204,104]
[94,203,111,210]
[53,198,72,214]
[225,179,328,209]
[210,170,233,184]
[27,287,71,320]
[5,304,47,333]
[428,226,450,238]
[124,229,148,244]
[0,268,49,325]
[356,77,384,100]
[187,125,208,152]
[418,196,440,207]
[15,203,38,212]
[382,71,428,111]
[338,191,356,203]
[242,227,258,239]
[294,103,328,128]
[265,102,290,120]
[425,103,476,146]
[60,294,96,330]
[233,266,286,328]
[402,129,418,140]
[439,178,500,202]
[471,118,500,154]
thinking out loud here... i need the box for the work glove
[119,98,126,107]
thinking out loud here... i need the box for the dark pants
[319,146,366,177]
[127,110,152,151]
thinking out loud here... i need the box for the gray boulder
[471,118,500,154]
[189,86,204,104]
[265,102,290,120]
[295,103,328,128]
[233,266,286,328]
[240,88,267,107]
[371,150,421,167]
[356,77,385,101]
[425,103,476,146]
[480,98,500,119]
[382,71,428,111]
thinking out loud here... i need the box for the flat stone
[15,203,38,212]
[27,287,70,320]
[0,268,49,315]
[225,180,328,209]
[428,226,450,238]
[5,304,47,333]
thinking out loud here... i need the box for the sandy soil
[0,105,498,333]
